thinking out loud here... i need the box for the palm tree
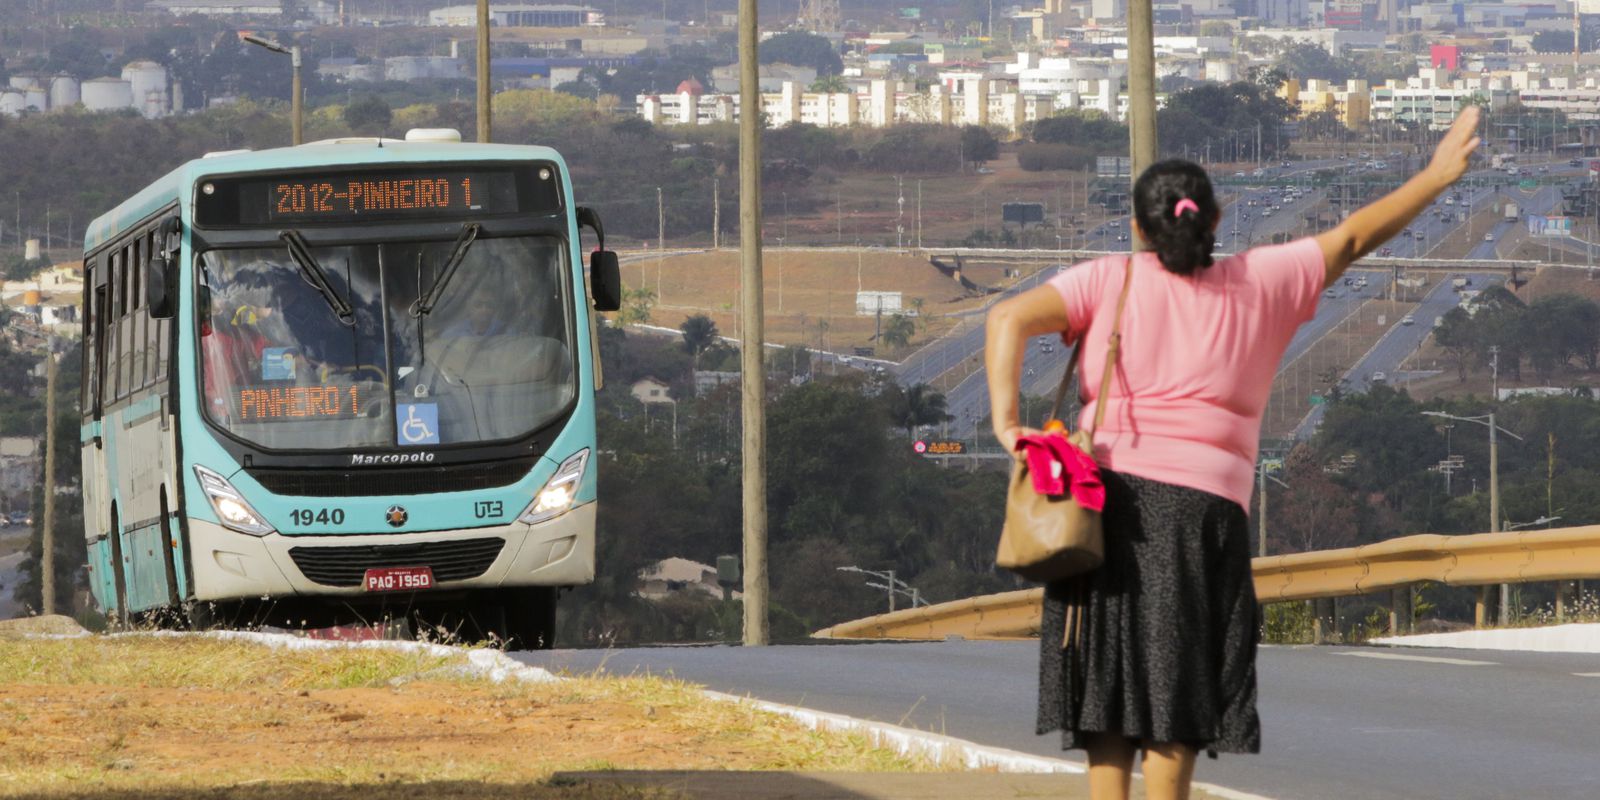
[881,314,916,349]
[680,314,719,368]
[886,383,951,439]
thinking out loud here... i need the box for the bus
[79,128,621,648]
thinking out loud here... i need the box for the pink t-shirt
[1046,238,1325,508]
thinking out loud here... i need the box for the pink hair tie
[1173,198,1199,218]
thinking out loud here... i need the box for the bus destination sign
[269,175,486,220]
[196,164,560,226]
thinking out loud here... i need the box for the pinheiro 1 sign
[1527,215,1573,237]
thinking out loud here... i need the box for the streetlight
[1422,410,1525,626]
[836,565,928,612]
[242,34,302,145]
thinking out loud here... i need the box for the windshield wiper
[279,230,355,325]
[411,222,481,317]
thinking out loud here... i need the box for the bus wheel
[108,512,129,631]
[502,587,558,651]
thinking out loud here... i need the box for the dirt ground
[0,635,926,799]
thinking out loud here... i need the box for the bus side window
[81,260,96,412]
[146,230,163,384]
[108,250,123,402]
[131,236,147,390]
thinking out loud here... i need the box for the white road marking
[1338,651,1496,666]
[1573,672,1600,678]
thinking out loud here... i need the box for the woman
[983,107,1479,800]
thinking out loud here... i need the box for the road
[516,640,1600,800]
[1285,182,1566,439]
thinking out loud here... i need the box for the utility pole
[713,176,720,250]
[1127,0,1157,250]
[657,185,664,297]
[476,0,491,142]
[40,340,57,615]
[1489,410,1507,625]
[917,179,923,249]
[737,0,769,646]
[291,44,302,145]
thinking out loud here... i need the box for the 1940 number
[291,508,345,526]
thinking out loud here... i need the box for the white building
[428,3,603,27]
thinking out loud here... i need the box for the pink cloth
[1046,238,1325,508]
[1015,432,1107,512]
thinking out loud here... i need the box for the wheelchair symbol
[397,403,439,445]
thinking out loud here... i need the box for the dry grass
[0,636,935,798]
[640,248,1040,360]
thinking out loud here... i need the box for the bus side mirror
[147,257,176,319]
[576,205,621,312]
[591,250,621,312]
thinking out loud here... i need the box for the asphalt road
[515,640,1600,800]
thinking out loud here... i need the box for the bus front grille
[247,457,538,497]
[288,538,506,588]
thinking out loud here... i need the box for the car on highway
[1380,247,1393,256]
[1323,288,1337,298]
[1402,315,1415,326]
[1484,233,1495,241]
[1116,233,1129,242]
[1371,371,1387,383]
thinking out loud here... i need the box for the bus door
[84,255,116,614]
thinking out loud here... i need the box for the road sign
[1519,179,1537,190]
[1309,395,1325,405]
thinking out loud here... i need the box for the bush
[1017,143,1094,172]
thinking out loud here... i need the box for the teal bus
[80,128,620,647]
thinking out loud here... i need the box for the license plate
[363,566,435,592]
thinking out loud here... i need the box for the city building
[427,3,603,27]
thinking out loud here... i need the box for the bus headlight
[194,465,275,536]
[519,449,588,525]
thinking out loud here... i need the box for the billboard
[1096,156,1132,179]
[1527,215,1574,237]
[1002,202,1045,226]
[856,290,902,316]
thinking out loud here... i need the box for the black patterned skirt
[1036,470,1261,757]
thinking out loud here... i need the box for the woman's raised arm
[1315,106,1481,288]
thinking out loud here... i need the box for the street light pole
[737,0,769,647]
[1423,410,1524,626]
[476,0,491,142]
[242,34,302,145]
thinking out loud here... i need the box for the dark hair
[1132,159,1218,276]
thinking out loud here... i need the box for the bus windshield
[197,235,574,452]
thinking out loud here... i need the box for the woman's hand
[995,425,1045,459]
[1424,106,1481,189]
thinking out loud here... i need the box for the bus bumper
[187,502,597,602]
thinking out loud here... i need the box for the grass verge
[0,635,934,798]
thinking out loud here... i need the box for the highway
[517,640,1600,800]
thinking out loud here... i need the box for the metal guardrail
[813,526,1600,640]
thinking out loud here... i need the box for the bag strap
[1047,256,1135,435]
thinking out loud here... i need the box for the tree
[1274,42,1358,83]
[1271,446,1361,554]
[680,314,720,365]
[758,32,843,76]
[960,125,999,168]
[554,80,599,100]
[884,383,951,438]
[1199,21,1233,37]
[616,287,656,326]
[880,314,915,349]
[1434,306,1476,382]
[809,74,849,93]
[343,95,392,133]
